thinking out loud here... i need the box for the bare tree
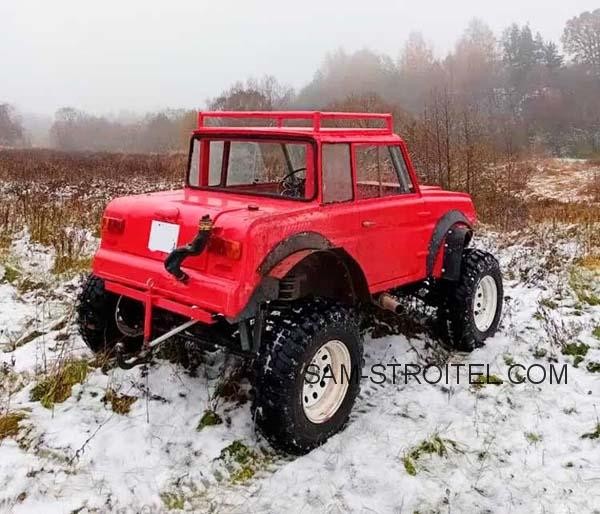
[399,32,434,74]
[209,76,294,112]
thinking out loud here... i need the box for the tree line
[1,9,599,172]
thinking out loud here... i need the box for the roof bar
[196,111,393,133]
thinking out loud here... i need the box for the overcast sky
[2,0,598,116]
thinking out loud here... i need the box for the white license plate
[148,221,180,253]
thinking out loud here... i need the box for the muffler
[377,293,403,314]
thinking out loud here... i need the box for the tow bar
[115,318,198,369]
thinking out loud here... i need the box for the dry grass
[576,254,600,270]
[0,411,27,440]
[102,389,137,415]
[0,149,185,275]
[30,359,89,409]
[0,149,185,184]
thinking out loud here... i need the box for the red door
[352,143,429,288]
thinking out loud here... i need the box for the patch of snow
[0,228,599,513]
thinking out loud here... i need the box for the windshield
[188,137,313,200]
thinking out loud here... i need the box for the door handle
[362,220,376,228]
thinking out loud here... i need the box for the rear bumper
[93,247,241,322]
[104,280,215,325]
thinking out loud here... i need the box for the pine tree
[542,42,563,69]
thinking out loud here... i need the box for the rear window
[189,137,312,200]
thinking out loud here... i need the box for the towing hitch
[164,214,213,282]
[115,318,199,369]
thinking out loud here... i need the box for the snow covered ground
[526,159,600,203]
[0,226,599,514]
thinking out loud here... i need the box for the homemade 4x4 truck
[77,111,503,454]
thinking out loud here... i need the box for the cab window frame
[352,143,415,200]
[186,133,319,203]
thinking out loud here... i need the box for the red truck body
[92,112,476,334]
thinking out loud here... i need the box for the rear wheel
[253,299,363,454]
[441,249,503,351]
[77,274,143,354]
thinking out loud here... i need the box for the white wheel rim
[473,275,498,332]
[302,340,351,424]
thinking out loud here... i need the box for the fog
[1,0,598,115]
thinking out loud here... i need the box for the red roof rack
[196,111,393,134]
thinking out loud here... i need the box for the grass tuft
[575,254,600,270]
[472,374,504,388]
[0,412,27,440]
[220,440,256,466]
[586,362,600,373]
[569,266,600,306]
[525,432,543,444]
[160,491,185,510]
[2,264,21,283]
[102,389,137,415]
[539,297,558,309]
[52,255,92,276]
[217,440,269,484]
[403,456,417,476]
[196,409,223,431]
[503,354,515,366]
[581,424,600,440]
[30,359,89,409]
[402,434,456,475]
[562,342,589,358]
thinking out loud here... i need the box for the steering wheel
[279,167,307,198]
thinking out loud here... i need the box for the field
[0,149,599,513]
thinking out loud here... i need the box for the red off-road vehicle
[77,111,502,453]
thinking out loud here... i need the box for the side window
[389,146,414,193]
[189,138,202,186]
[208,141,224,185]
[355,145,414,199]
[322,144,352,204]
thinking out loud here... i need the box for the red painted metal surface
[196,111,394,134]
[92,112,477,325]
[105,280,215,336]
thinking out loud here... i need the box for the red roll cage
[195,111,394,136]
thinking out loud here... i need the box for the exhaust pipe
[377,293,403,314]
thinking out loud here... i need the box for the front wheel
[253,299,363,454]
[441,249,503,351]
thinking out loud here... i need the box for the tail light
[102,216,125,235]
[208,235,242,260]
